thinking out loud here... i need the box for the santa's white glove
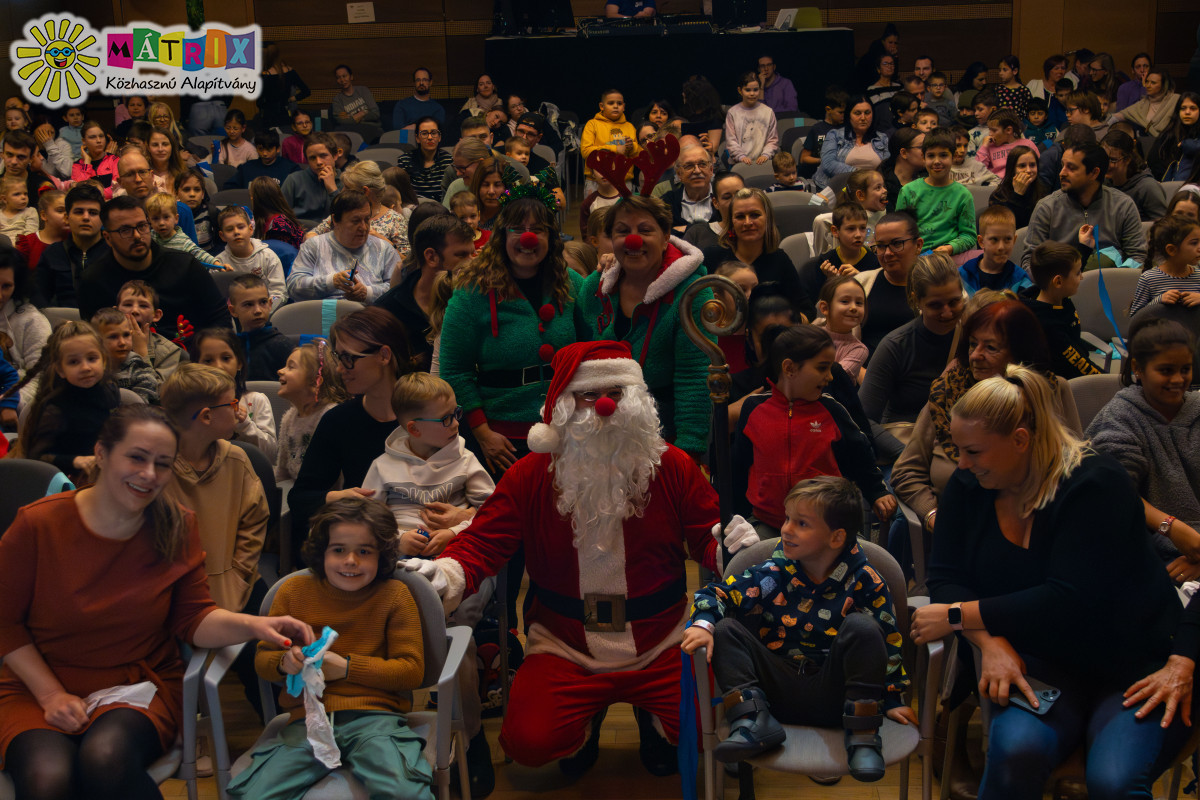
[401,557,448,597]
[712,514,759,574]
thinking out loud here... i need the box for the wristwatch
[1159,516,1176,537]
[947,603,963,631]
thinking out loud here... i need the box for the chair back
[1161,180,1184,199]
[339,130,365,154]
[379,129,405,145]
[967,184,993,219]
[1013,226,1029,265]
[42,306,81,329]
[732,161,776,180]
[247,380,291,431]
[1075,268,1141,340]
[780,127,809,157]
[209,269,239,300]
[270,299,366,338]
[358,146,405,166]
[780,233,812,270]
[1069,374,1122,431]
[211,188,251,210]
[210,163,237,189]
[532,144,557,168]
[0,460,72,534]
[767,190,815,208]
[773,204,824,238]
[825,171,852,196]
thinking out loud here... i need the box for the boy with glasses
[924,72,957,126]
[362,371,493,556]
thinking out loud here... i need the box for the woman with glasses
[304,160,410,259]
[289,307,417,547]
[865,52,902,107]
[580,194,713,459]
[397,117,454,203]
[857,249,964,464]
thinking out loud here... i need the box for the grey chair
[357,146,405,166]
[211,188,251,210]
[1161,180,1185,199]
[246,380,291,438]
[1069,373,1123,431]
[206,567,473,800]
[270,299,365,338]
[211,162,238,189]
[379,129,405,145]
[744,174,777,190]
[825,171,852,197]
[773,204,825,239]
[337,130,364,154]
[779,233,812,273]
[967,184,993,219]
[0,459,73,533]
[693,538,935,800]
[732,161,776,181]
[1012,226,1029,266]
[41,306,80,329]
[766,190,815,208]
[1075,268,1142,342]
[532,143,557,169]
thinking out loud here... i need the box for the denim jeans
[979,656,1192,800]
[187,100,228,137]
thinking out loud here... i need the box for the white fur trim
[441,558,467,614]
[526,422,560,454]
[567,359,645,392]
[599,236,704,305]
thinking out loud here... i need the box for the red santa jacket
[439,444,720,666]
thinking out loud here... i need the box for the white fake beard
[550,385,667,551]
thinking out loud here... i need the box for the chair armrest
[694,646,716,736]
[1080,331,1112,354]
[436,626,472,694]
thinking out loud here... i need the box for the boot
[713,687,786,763]
[558,707,607,779]
[843,696,885,782]
[633,707,679,776]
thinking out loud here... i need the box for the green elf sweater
[440,268,585,433]
[578,237,714,455]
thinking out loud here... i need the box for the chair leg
[939,704,964,800]
[455,729,472,800]
[1167,763,1182,800]
[736,762,755,800]
[496,565,510,718]
[900,751,910,800]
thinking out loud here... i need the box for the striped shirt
[397,148,454,203]
[1129,265,1200,316]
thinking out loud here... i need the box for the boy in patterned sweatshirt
[682,476,914,781]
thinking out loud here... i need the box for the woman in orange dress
[0,405,312,799]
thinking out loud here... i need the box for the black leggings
[5,708,164,800]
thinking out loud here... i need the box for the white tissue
[301,630,341,768]
[83,681,158,714]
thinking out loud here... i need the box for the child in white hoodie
[216,206,287,307]
[361,372,494,557]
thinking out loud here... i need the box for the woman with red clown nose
[406,340,759,778]
[579,194,715,460]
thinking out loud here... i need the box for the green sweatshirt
[895,179,977,255]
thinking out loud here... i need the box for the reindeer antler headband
[585,134,681,199]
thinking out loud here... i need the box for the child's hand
[421,528,455,556]
[1162,289,1183,305]
[317,164,337,191]
[598,253,617,273]
[874,494,898,522]
[1077,224,1094,246]
[235,402,248,424]
[72,455,96,473]
[321,652,350,680]
[420,501,473,530]
[755,155,769,165]
[104,139,118,155]
[34,124,55,145]
[933,245,954,255]
[1012,169,1034,195]
[1180,292,1200,307]
[740,157,753,165]
[325,487,376,503]
[399,529,429,556]
[681,625,714,661]
[279,645,306,675]
[624,139,636,156]
[126,313,150,358]
[819,259,839,277]
[886,706,918,726]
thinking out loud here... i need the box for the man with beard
[1021,140,1145,269]
[76,195,229,337]
[407,340,757,778]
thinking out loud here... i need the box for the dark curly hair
[301,497,401,585]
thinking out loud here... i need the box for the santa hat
[526,340,645,454]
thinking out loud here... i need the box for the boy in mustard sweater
[581,88,640,192]
[227,497,433,798]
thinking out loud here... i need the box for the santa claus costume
[411,340,756,774]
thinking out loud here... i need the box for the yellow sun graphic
[13,17,100,104]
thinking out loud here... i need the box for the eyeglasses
[412,406,463,427]
[1065,106,1080,113]
[47,47,75,57]
[574,389,624,404]
[872,237,915,253]
[330,345,381,369]
[124,168,152,179]
[507,226,548,236]
[678,161,711,173]
[111,222,151,239]
[191,398,239,420]
[417,130,441,138]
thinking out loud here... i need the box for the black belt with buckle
[476,364,554,388]
[531,576,688,633]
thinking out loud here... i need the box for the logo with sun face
[10,14,100,108]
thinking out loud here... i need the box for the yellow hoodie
[580,111,641,182]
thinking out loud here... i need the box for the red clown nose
[624,234,644,251]
[594,396,618,417]
[519,231,539,250]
